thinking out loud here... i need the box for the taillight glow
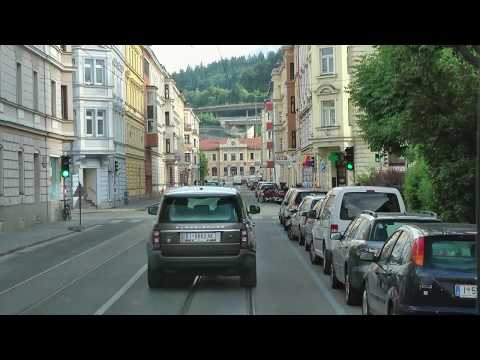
[412,236,425,267]
[241,229,248,248]
[330,224,339,233]
[152,231,160,247]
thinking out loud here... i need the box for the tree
[349,45,478,223]
[199,151,208,182]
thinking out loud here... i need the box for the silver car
[288,195,326,245]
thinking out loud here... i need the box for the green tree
[199,151,208,182]
[349,45,478,222]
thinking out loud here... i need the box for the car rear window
[370,219,440,242]
[295,192,325,205]
[159,196,242,223]
[426,236,476,272]
[340,192,400,220]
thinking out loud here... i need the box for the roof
[292,188,328,194]
[359,212,441,220]
[165,186,238,196]
[406,223,477,236]
[330,186,402,194]
[199,137,262,151]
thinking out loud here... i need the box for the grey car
[288,195,326,245]
[329,210,441,305]
[146,186,260,288]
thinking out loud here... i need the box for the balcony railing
[145,133,158,148]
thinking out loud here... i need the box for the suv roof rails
[361,210,377,217]
[417,210,438,217]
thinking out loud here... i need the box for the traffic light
[61,156,70,178]
[309,156,315,167]
[114,160,119,174]
[345,147,354,171]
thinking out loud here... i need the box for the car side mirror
[147,205,158,215]
[249,205,260,214]
[331,233,343,241]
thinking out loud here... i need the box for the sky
[151,45,281,74]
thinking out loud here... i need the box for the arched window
[212,167,218,177]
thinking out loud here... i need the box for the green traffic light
[346,163,353,170]
[62,170,69,177]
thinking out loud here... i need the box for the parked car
[258,183,278,202]
[288,195,326,244]
[279,188,296,225]
[255,181,274,199]
[304,200,325,252]
[309,186,407,276]
[362,223,477,315]
[283,189,328,231]
[329,211,441,305]
[146,186,260,288]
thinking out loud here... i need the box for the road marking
[285,238,348,315]
[94,264,147,315]
[109,220,123,224]
[0,223,142,297]
[128,219,143,223]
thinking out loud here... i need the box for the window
[61,85,68,119]
[291,130,296,148]
[378,232,401,263]
[427,236,476,271]
[343,218,361,240]
[321,100,336,127]
[321,47,334,74]
[144,58,149,76]
[84,59,94,84]
[34,153,40,202]
[212,167,218,176]
[224,153,227,161]
[16,63,22,105]
[166,139,171,153]
[165,111,170,126]
[240,153,244,161]
[194,155,197,165]
[95,59,105,85]
[185,135,190,144]
[60,45,67,51]
[185,153,191,163]
[49,157,60,200]
[0,146,3,195]
[290,62,294,80]
[291,96,295,113]
[231,153,236,161]
[212,154,216,161]
[340,192,401,221]
[96,110,105,136]
[249,166,255,175]
[240,167,244,176]
[18,151,24,195]
[165,84,169,99]
[51,81,56,117]
[147,105,154,119]
[85,109,94,135]
[230,167,237,176]
[224,167,228,176]
[33,71,38,111]
[355,219,372,241]
[250,152,254,160]
[389,232,409,265]
[194,138,197,147]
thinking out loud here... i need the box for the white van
[309,186,406,275]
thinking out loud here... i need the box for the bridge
[217,116,261,127]
[194,102,264,114]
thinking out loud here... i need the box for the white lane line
[128,219,143,223]
[0,224,134,297]
[285,239,347,315]
[109,220,123,224]
[94,264,147,315]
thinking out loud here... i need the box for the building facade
[0,45,74,231]
[260,100,274,181]
[124,45,145,199]
[200,137,262,182]
[70,45,127,209]
[183,108,200,185]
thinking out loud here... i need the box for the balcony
[184,124,192,131]
[266,122,273,130]
[266,160,274,168]
[267,141,273,150]
[192,128,198,135]
[164,152,177,164]
[145,133,158,148]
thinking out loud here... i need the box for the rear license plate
[180,232,220,243]
[454,284,477,299]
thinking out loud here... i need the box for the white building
[70,45,127,209]
[0,45,74,231]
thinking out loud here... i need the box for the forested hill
[172,49,282,109]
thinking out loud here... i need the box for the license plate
[180,232,220,243]
[454,284,477,299]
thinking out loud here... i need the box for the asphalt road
[0,186,360,315]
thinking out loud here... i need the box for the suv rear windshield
[159,195,242,223]
[426,235,476,272]
[340,192,400,220]
[370,219,440,242]
[294,192,325,205]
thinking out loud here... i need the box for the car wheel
[298,228,305,246]
[330,262,342,289]
[240,257,257,288]
[322,247,331,275]
[362,287,370,315]
[309,241,321,265]
[305,236,311,251]
[345,270,362,305]
[147,266,166,288]
[288,226,295,241]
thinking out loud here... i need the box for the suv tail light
[240,226,248,249]
[330,224,339,233]
[152,230,161,249]
[412,236,425,267]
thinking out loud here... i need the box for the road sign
[320,161,327,173]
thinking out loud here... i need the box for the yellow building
[124,45,145,197]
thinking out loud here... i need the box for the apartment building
[260,100,274,181]
[0,45,74,231]
[183,108,200,185]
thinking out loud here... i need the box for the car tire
[309,241,321,265]
[345,270,362,305]
[305,236,311,251]
[240,258,257,288]
[288,226,295,241]
[298,228,305,246]
[330,262,342,289]
[322,247,331,275]
[362,287,370,315]
[147,267,166,288]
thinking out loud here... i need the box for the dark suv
[362,222,477,315]
[329,211,441,305]
[146,186,260,288]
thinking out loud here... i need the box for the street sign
[320,161,327,173]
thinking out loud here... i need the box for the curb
[0,224,96,259]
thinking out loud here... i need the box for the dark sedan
[361,223,477,315]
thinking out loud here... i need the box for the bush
[404,157,434,212]
[356,167,405,193]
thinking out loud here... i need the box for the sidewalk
[72,195,163,214]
